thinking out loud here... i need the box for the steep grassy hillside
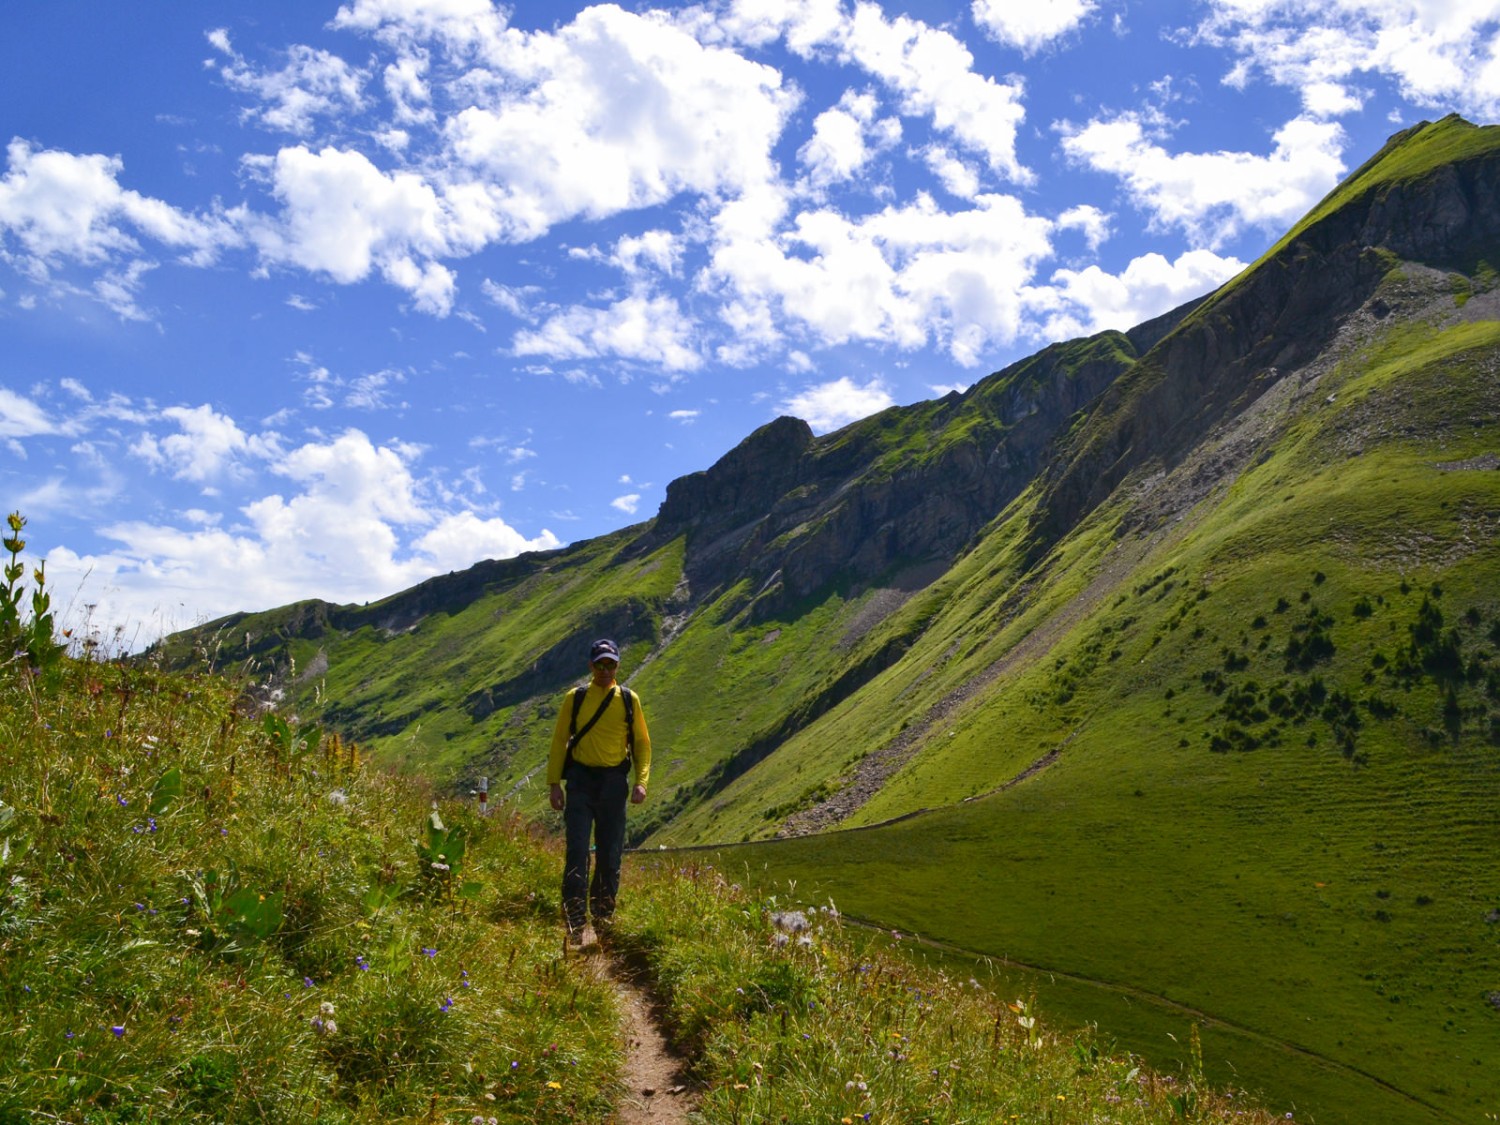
[659,280,1500,1124]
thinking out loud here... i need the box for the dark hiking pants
[561,762,629,933]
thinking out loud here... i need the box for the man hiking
[547,638,651,947]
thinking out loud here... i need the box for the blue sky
[3,0,1498,649]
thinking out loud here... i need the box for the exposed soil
[572,937,699,1124]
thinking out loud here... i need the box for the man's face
[591,658,618,685]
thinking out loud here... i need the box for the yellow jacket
[547,683,652,789]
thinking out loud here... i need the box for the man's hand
[549,783,565,812]
[630,784,647,805]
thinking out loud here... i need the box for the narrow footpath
[575,937,700,1124]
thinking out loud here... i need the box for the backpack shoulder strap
[620,687,635,756]
[569,685,587,735]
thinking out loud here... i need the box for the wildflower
[431,861,450,872]
[303,977,315,988]
[440,996,454,1013]
[65,1031,74,1039]
[355,955,370,971]
[111,1025,125,1038]
[319,1001,335,1017]
[422,947,438,958]
[117,795,128,807]
[328,789,348,806]
[770,910,810,933]
[510,1061,519,1070]
[546,1081,562,1090]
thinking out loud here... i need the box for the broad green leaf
[149,767,183,814]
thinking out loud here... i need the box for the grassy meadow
[662,311,1500,1123]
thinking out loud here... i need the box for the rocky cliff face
[648,317,1205,616]
[1031,115,1500,548]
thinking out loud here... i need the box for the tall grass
[0,536,622,1122]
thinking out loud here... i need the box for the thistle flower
[770,910,810,933]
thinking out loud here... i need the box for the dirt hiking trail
[573,934,699,1124]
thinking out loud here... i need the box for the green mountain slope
[155,116,1500,1123]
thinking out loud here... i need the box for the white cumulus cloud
[0,140,242,270]
[1200,0,1500,119]
[131,405,284,484]
[1043,248,1246,337]
[512,290,701,371]
[708,191,1057,366]
[43,425,560,648]
[972,0,1097,54]
[211,35,370,137]
[781,376,894,433]
[1059,114,1346,248]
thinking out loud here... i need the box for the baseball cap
[589,638,620,664]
